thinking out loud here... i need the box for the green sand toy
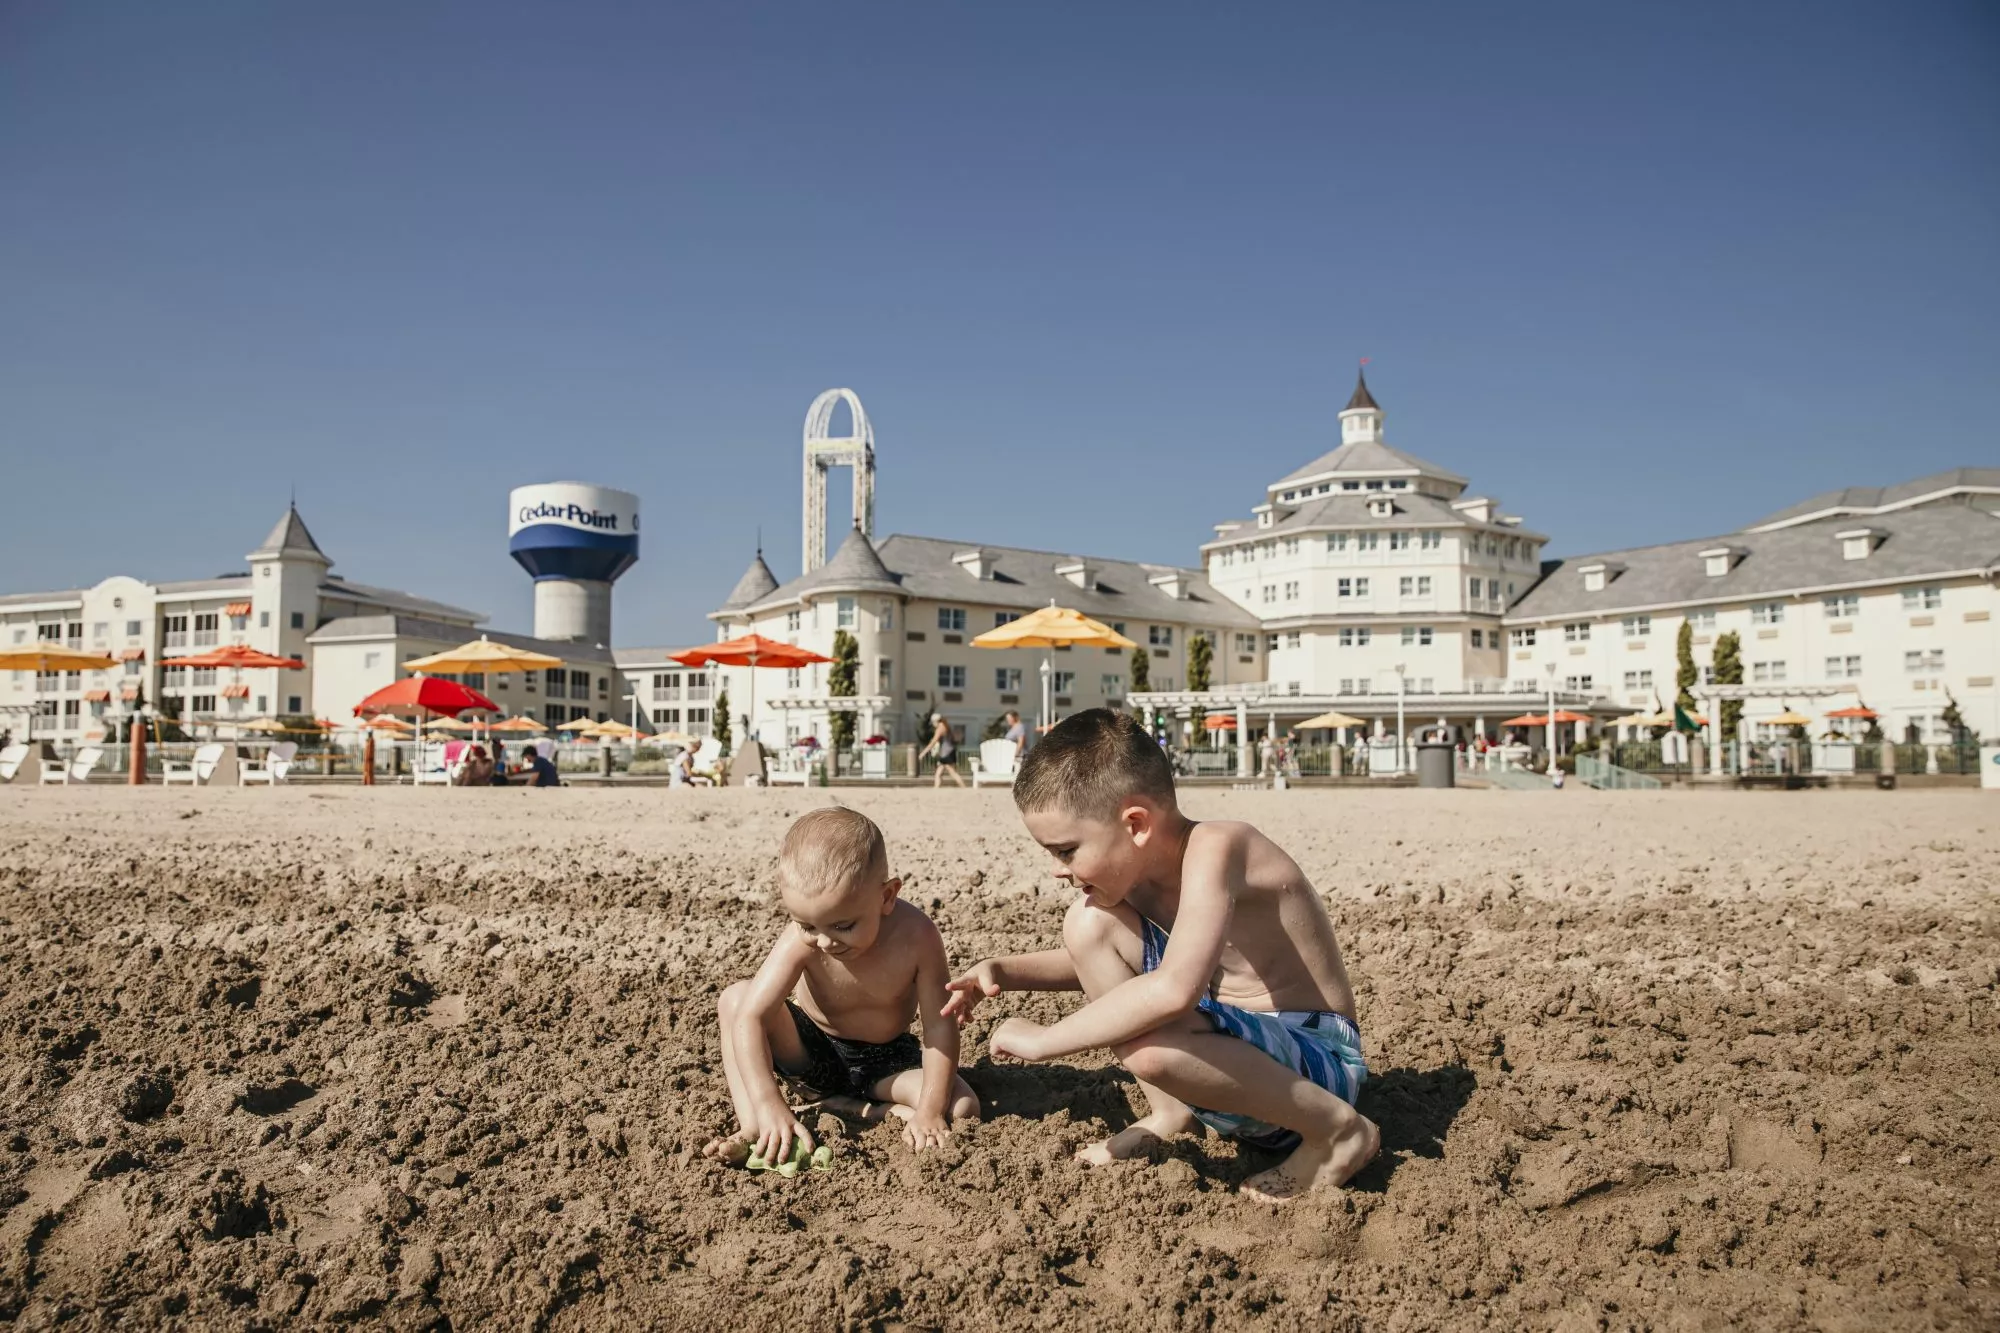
[745,1141,834,1177]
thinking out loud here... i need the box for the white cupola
[1338,368,1384,446]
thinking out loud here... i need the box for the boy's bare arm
[730,932,815,1147]
[940,948,1079,1022]
[906,923,961,1149]
[991,830,1241,1062]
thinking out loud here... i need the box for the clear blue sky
[3,1,1995,646]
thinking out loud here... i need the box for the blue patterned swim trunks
[1140,916,1367,1151]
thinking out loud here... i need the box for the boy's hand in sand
[941,961,1002,1024]
[987,1017,1051,1063]
[901,1110,952,1152]
[750,1096,814,1167]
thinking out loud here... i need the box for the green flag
[1674,702,1700,734]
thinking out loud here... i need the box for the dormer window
[1836,527,1881,561]
[1699,545,1741,577]
[952,548,997,580]
[1578,561,1624,593]
[1055,559,1097,591]
[1367,497,1394,518]
[1258,512,1274,529]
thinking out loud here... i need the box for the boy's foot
[700,1132,756,1167]
[817,1096,913,1125]
[1240,1115,1380,1202]
[1075,1107,1196,1166]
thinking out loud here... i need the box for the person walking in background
[920,713,965,788]
[1004,710,1028,764]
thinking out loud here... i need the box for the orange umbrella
[668,634,833,744]
[161,644,305,669]
[1499,710,1592,727]
[1825,705,1877,720]
[1204,714,1238,730]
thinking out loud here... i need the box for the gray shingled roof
[318,577,484,624]
[250,505,330,562]
[309,615,614,663]
[0,587,87,608]
[720,551,781,610]
[1208,492,1548,545]
[745,531,1260,629]
[752,525,905,607]
[1745,467,2000,531]
[1507,505,2000,622]
[153,576,252,596]
[1275,437,1468,488]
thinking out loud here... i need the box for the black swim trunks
[777,1001,924,1100]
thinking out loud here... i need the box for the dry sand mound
[1,786,1996,1330]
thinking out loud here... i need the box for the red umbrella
[161,644,306,669]
[1825,705,1877,720]
[1204,714,1238,730]
[1499,710,1593,728]
[354,676,499,718]
[669,634,834,745]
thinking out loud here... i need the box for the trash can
[1416,741,1455,789]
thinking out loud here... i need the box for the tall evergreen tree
[827,631,859,749]
[1712,632,1744,741]
[1186,631,1212,731]
[1129,642,1151,694]
[713,688,731,756]
[1675,620,1698,713]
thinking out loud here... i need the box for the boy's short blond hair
[778,807,889,899]
[1013,708,1177,822]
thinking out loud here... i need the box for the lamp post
[1544,661,1559,774]
[1393,662,1407,775]
[1039,657,1053,738]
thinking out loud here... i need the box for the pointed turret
[1345,368,1380,412]
[248,504,330,566]
[721,550,781,610]
[814,522,901,596]
[1339,367,1385,446]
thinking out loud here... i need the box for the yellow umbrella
[653,730,698,746]
[1610,711,1659,727]
[973,603,1137,731]
[587,719,642,739]
[0,646,117,672]
[1768,708,1814,728]
[556,717,602,732]
[364,715,415,731]
[426,715,478,731]
[1297,710,1367,730]
[401,635,564,674]
[487,716,547,734]
[239,717,289,734]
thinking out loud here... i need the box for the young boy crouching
[943,709,1378,1201]
[704,808,979,1166]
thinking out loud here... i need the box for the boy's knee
[1116,1038,1177,1086]
[717,980,751,1021]
[1061,898,1128,958]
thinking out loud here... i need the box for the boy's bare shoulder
[1185,819,1278,860]
[883,898,945,951]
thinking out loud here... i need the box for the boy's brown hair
[778,807,889,899]
[1012,708,1176,821]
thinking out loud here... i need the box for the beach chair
[0,743,39,784]
[411,742,454,785]
[40,746,102,785]
[163,743,227,786]
[240,741,298,785]
[970,738,1019,787]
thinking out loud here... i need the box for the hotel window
[290,612,305,630]
[544,668,566,698]
[191,668,217,687]
[1510,628,1537,647]
[994,611,1019,628]
[1822,594,1859,619]
[879,602,894,631]
[1400,626,1433,647]
[124,659,141,677]
[162,615,188,649]
[1281,537,1300,556]
[1267,633,1280,651]
[1234,633,1256,654]
[1101,674,1123,698]
[1825,655,1862,679]
[651,672,680,699]
[191,694,216,713]
[1563,622,1590,642]
[1471,629,1485,648]
[1420,531,1441,550]
[1563,675,1593,693]
[229,612,247,632]
[836,597,856,630]
[1337,578,1369,599]
[1750,660,1787,684]
[1338,627,1372,648]
[1327,533,1348,553]
[1468,578,1483,600]
[1506,538,1519,558]
[569,669,589,698]
[1149,625,1173,647]
[191,613,219,647]
[363,652,382,670]
[1283,581,1299,602]
[877,659,893,692]
[1622,615,1651,637]
[786,667,802,690]
[89,622,106,642]
[1398,575,1432,598]
[1901,586,1943,611]
[1905,649,1944,673]
[995,667,1022,692]
[786,610,802,633]
[1052,671,1075,694]
[938,607,966,632]
[1751,602,1785,626]
[126,619,142,637]
[1357,532,1379,551]
[1622,670,1654,691]
[653,707,681,726]
[937,664,966,690]
[1689,609,1716,631]
[258,611,269,629]
[1389,531,1410,551]
[1488,538,1500,556]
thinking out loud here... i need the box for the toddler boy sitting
[705,807,979,1166]
[943,709,1377,1200]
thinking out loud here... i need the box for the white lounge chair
[40,746,103,785]
[971,738,1019,787]
[412,742,454,786]
[0,743,36,783]
[163,743,228,786]
[241,741,298,785]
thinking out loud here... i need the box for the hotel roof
[1744,467,2000,531]
[1274,438,1468,489]
[308,615,612,662]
